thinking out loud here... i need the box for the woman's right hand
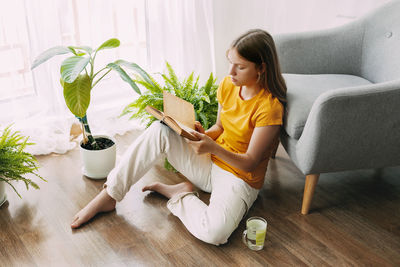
[187,131,218,155]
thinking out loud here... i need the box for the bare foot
[71,189,116,229]
[142,181,193,199]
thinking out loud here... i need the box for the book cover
[145,91,199,141]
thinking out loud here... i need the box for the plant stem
[92,69,112,89]
[90,51,98,78]
[93,67,107,79]
[78,115,100,149]
[80,122,88,144]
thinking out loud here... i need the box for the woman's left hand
[187,131,217,154]
[194,121,205,134]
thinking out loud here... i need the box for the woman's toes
[71,215,84,229]
[142,182,160,192]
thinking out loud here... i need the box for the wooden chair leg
[301,174,320,215]
[270,139,279,159]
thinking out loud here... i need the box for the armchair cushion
[284,74,372,139]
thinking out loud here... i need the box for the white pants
[105,122,259,245]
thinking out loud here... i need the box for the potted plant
[122,62,219,171]
[31,38,146,178]
[0,125,46,206]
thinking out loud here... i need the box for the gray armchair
[273,0,400,214]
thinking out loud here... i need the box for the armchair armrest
[295,80,400,174]
[274,21,364,76]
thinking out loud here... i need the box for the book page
[163,91,195,130]
[175,120,195,135]
[145,106,164,121]
[145,105,198,140]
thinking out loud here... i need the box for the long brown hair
[230,29,287,105]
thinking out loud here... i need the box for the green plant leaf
[61,74,91,117]
[0,125,46,198]
[165,61,180,90]
[183,72,194,99]
[201,94,210,103]
[96,38,120,51]
[204,72,214,94]
[60,56,90,83]
[69,46,93,54]
[67,47,86,57]
[198,112,209,129]
[31,46,74,69]
[161,73,175,91]
[132,78,156,92]
[67,47,79,56]
[115,60,155,87]
[107,63,141,95]
[198,100,204,112]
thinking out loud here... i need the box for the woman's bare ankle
[96,189,117,211]
[142,181,193,199]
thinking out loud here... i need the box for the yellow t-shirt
[211,76,284,189]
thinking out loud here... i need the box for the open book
[145,91,200,141]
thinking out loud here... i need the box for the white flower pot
[0,181,6,207]
[80,135,116,179]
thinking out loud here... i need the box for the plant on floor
[121,62,219,171]
[0,125,46,198]
[31,38,146,150]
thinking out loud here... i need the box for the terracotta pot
[80,135,116,179]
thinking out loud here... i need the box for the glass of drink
[242,216,267,251]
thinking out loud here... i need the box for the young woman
[71,29,287,246]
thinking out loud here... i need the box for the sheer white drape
[1,0,74,154]
[0,0,215,155]
[146,0,215,82]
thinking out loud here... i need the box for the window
[0,1,34,101]
[0,0,148,117]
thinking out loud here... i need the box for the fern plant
[0,126,46,198]
[122,62,219,171]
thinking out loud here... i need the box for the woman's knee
[198,200,247,245]
[203,232,229,246]
[146,122,170,139]
[199,217,236,246]
[144,121,176,154]
[147,121,166,132]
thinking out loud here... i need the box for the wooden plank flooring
[1,129,399,266]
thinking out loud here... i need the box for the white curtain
[0,0,215,155]
[146,0,215,82]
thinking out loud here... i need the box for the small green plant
[0,125,46,198]
[31,38,145,150]
[122,62,219,171]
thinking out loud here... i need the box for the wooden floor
[1,129,400,266]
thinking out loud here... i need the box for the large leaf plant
[31,38,145,150]
[122,62,219,171]
[0,125,46,198]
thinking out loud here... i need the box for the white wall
[212,0,391,80]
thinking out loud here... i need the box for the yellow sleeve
[254,99,284,127]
